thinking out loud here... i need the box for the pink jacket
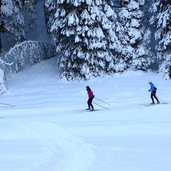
[87,89,94,99]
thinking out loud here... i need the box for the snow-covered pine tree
[0,0,26,43]
[118,0,151,71]
[45,0,122,80]
[44,0,57,34]
[150,0,171,78]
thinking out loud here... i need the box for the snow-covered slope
[0,58,171,171]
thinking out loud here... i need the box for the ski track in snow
[0,119,95,171]
[0,58,171,171]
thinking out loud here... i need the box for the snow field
[0,58,171,171]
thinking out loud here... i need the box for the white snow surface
[0,58,171,171]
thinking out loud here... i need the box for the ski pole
[158,97,168,104]
[95,97,110,105]
[0,102,15,107]
[93,102,110,110]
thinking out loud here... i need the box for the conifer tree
[118,0,151,71]
[44,0,56,34]
[0,0,26,43]
[150,0,171,77]
[45,0,122,80]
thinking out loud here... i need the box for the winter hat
[86,86,90,90]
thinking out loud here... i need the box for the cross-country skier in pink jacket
[86,86,94,111]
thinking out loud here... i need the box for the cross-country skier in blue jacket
[148,82,160,104]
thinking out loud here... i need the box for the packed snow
[0,58,171,171]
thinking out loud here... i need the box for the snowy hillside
[0,58,171,171]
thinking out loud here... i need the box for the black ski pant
[151,91,160,103]
[87,96,94,110]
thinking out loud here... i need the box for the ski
[85,109,100,112]
[144,102,168,107]
[144,103,157,107]
[89,109,99,112]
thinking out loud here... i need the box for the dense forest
[0,0,171,93]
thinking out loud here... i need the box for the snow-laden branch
[0,40,56,95]
[0,56,7,95]
[0,58,13,66]
[4,40,56,77]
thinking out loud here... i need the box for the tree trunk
[0,33,2,53]
[169,66,171,79]
[0,0,2,52]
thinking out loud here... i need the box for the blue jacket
[149,82,156,92]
